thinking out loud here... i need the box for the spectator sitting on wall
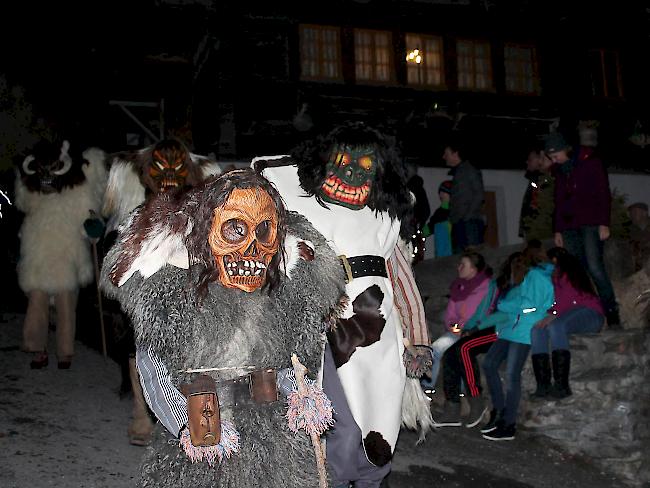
[422,180,453,258]
[529,246,604,401]
[443,136,485,254]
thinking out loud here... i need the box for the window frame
[353,28,396,85]
[588,48,624,99]
[405,32,446,89]
[299,24,343,83]
[503,42,540,95]
[456,38,495,93]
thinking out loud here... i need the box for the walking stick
[91,238,108,359]
[291,354,329,488]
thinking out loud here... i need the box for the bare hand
[554,232,564,248]
[598,225,610,241]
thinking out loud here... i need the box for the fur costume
[15,139,107,363]
[102,138,220,233]
[254,122,432,483]
[100,170,347,488]
[15,142,107,293]
[100,138,221,444]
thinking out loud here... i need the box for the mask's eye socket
[255,220,273,244]
[333,152,351,167]
[221,219,249,244]
[174,159,184,170]
[358,156,374,171]
[153,160,165,171]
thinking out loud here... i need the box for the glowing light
[522,307,537,314]
[406,49,423,64]
[531,182,538,188]
[0,189,11,219]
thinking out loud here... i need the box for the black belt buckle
[339,255,354,284]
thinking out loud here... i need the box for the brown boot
[127,357,154,446]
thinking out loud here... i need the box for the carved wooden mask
[208,187,279,292]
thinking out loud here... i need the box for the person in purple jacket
[546,132,620,328]
[529,247,605,400]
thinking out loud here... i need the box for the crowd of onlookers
[416,129,650,441]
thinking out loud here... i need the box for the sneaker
[480,409,503,434]
[482,423,516,441]
[432,401,462,427]
[464,395,488,428]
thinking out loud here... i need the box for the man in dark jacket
[443,139,485,253]
[547,132,621,328]
[519,146,553,239]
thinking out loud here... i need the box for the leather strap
[339,255,388,283]
[213,369,280,408]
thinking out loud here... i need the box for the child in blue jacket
[480,250,555,441]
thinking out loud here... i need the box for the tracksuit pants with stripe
[442,326,497,400]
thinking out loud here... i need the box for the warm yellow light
[406,49,424,64]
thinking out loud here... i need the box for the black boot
[550,349,572,399]
[606,309,622,330]
[530,353,552,400]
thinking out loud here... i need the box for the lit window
[504,44,540,94]
[299,25,342,81]
[457,39,493,91]
[354,29,394,83]
[405,33,445,88]
[588,49,623,98]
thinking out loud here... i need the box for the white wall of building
[220,160,650,259]
[417,167,650,259]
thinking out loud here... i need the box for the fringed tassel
[179,420,240,466]
[286,379,335,437]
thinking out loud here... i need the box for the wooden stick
[291,354,328,488]
[91,239,107,359]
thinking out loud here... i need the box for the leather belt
[339,254,388,283]
[203,369,280,409]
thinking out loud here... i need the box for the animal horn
[53,140,72,175]
[22,155,36,175]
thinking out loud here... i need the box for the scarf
[449,270,488,302]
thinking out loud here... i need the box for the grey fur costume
[100,211,346,488]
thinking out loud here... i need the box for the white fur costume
[16,148,108,293]
[16,147,107,360]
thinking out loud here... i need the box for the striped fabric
[387,243,429,346]
[136,347,188,437]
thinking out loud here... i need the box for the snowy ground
[0,312,628,488]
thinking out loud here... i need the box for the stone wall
[520,331,650,486]
[414,238,650,486]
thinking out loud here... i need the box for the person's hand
[598,225,610,241]
[447,323,462,335]
[554,232,564,248]
[535,315,554,329]
[83,217,105,240]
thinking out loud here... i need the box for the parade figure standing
[101,169,346,487]
[101,138,220,445]
[255,122,432,487]
[16,138,107,369]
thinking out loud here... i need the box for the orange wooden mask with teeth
[208,187,279,292]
